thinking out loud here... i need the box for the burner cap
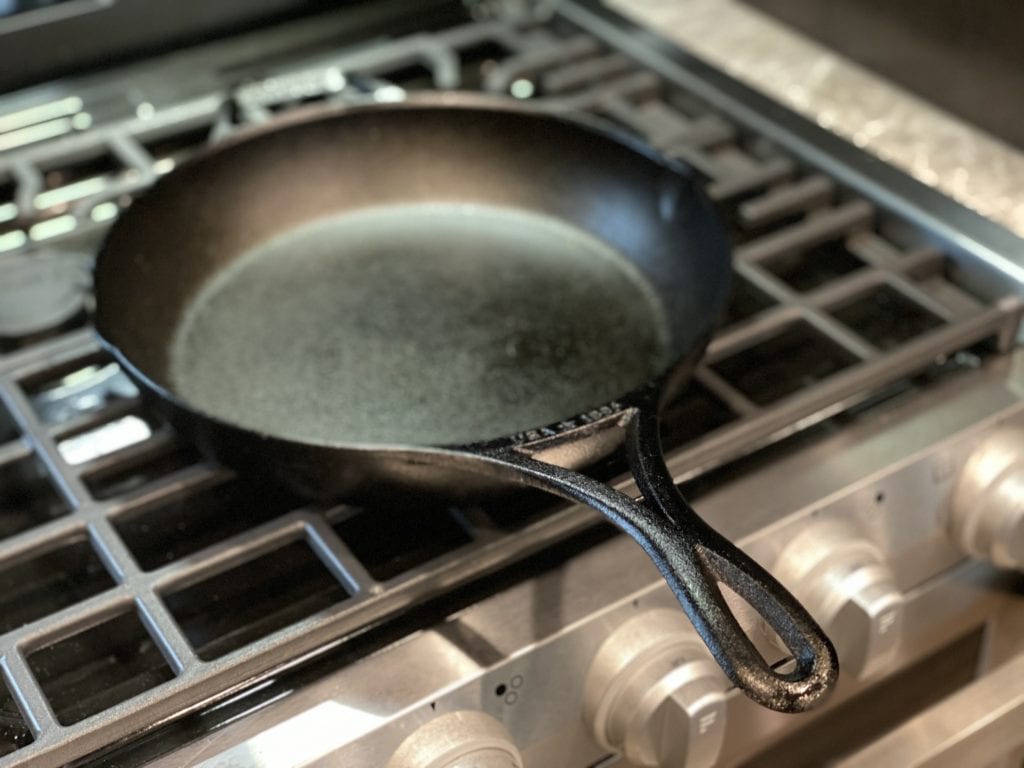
[0,251,91,340]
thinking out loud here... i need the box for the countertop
[608,0,1024,238]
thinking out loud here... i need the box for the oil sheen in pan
[169,203,672,446]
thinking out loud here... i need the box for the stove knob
[386,711,523,768]
[772,521,903,680]
[584,610,728,768]
[949,428,1024,570]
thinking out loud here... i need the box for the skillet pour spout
[93,93,838,712]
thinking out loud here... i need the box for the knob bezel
[950,428,1024,570]
[771,521,903,680]
[584,609,728,768]
[386,710,523,768]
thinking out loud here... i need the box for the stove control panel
[387,711,523,768]
[949,428,1024,570]
[771,521,904,679]
[583,610,728,768]
[147,356,1024,768]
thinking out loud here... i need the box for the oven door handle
[835,651,1024,768]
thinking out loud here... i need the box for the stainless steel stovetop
[1,2,1023,766]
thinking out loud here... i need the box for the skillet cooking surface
[169,202,672,446]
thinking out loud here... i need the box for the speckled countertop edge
[608,0,1024,239]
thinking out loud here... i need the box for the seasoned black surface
[94,98,730,492]
[170,204,670,445]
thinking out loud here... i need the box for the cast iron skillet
[94,94,837,713]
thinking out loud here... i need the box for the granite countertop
[608,0,1024,238]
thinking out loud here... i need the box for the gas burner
[26,359,137,429]
[0,251,90,351]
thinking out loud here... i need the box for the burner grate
[163,540,352,662]
[0,450,70,540]
[27,609,176,727]
[0,536,113,636]
[111,478,302,572]
[710,320,861,406]
[0,6,1021,766]
[0,682,32,757]
[831,284,945,349]
[334,505,475,582]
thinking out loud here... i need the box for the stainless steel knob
[772,521,903,680]
[950,428,1024,570]
[386,711,523,768]
[584,610,728,768]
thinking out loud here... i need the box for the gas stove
[1,2,1023,766]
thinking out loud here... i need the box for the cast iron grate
[760,238,866,292]
[82,442,202,501]
[0,683,31,757]
[0,452,71,540]
[830,284,945,349]
[0,536,114,635]
[112,477,304,572]
[163,539,352,661]
[26,609,176,726]
[0,399,17,444]
[710,320,860,406]
[333,505,475,582]
[0,5,1020,766]
[21,356,137,429]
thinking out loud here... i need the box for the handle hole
[700,547,818,672]
[717,580,780,666]
[772,657,798,675]
[759,620,801,673]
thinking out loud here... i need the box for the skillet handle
[487,407,837,713]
